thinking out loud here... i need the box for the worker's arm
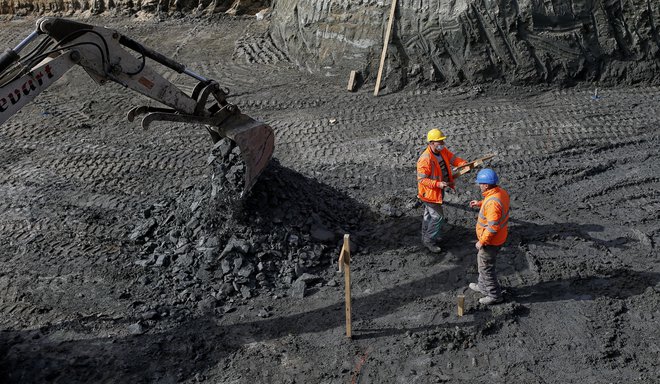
[417,156,444,189]
[478,200,504,245]
[469,200,482,208]
[446,149,468,167]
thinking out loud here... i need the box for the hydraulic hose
[0,49,19,74]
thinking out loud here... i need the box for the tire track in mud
[268,89,658,173]
[234,31,291,64]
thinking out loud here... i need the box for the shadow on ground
[1,265,657,383]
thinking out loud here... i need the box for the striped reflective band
[484,197,509,220]
[478,197,509,233]
[418,172,440,180]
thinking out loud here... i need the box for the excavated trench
[0,2,659,384]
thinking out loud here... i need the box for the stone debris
[128,152,367,315]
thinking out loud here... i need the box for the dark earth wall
[268,0,660,87]
[0,0,268,15]
[2,0,658,86]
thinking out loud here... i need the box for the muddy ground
[0,14,659,384]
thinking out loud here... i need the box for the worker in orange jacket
[468,168,510,305]
[417,128,467,253]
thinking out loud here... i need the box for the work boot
[479,296,504,305]
[469,283,486,295]
[423,242,442,254]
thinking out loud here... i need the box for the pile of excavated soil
[129,149,370,318]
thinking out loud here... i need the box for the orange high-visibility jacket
[475,186,510,246]
[417,146,467,204]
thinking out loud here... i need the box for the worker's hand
[438,181,450,189]
[475,241,482,250]
[469,200,480,208]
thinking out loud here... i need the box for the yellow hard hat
[427,128,447,142]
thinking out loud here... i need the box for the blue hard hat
[476,168,498,185]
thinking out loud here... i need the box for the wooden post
[374,0,397,96]
[339,234,352,338]
[457,295,465,317]
[347,70,358,92]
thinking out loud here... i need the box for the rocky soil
[0,10,659,384]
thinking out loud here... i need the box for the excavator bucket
[215,113,275,197]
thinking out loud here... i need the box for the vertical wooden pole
[340,234,352,338]
[347,70,358,92]
[457,295,465,317]
[374,0,397,96]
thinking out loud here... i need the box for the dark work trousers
[421,202,446,245]
[477,245,502,299]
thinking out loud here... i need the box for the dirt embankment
[268,0,660,88]
[0,0,269,16]
[3,0,658,87]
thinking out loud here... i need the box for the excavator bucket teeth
[218,113,275,197]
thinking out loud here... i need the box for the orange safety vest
[417,146,466,204]
[476,186,510,246]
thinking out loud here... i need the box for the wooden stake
[339,234,352,338]
[374,0,397,96]
[457,295,465,317]
[347,70,358,92]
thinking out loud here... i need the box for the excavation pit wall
[2,0,658,87]
[268,0,660,88]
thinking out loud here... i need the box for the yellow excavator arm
[0,17,274,197]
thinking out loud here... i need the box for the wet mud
[0,13,659,384]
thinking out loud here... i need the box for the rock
[296,273,321,283]
[290,279,306,298]
[220,236,251,258]
[212,139,233,159]
[198,297,217,313]
[294,263,307,277]
[220,259,232,275]
[233,257,244,271]
[129,218,157,241]
[237,264,255,277]
[154,254,170,268]
[223,305,236,314]
[175,253,194,267]
[240,285,252,299]
[257,308,271,318]
[128,323,145,335]
[134,258,154,267]
[139,310,159,320]
[288,234,299,246]
[220,282,235,296]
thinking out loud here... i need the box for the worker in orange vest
[468,168,510,305]
[417,128,467,253]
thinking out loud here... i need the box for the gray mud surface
[1,15,659,384]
